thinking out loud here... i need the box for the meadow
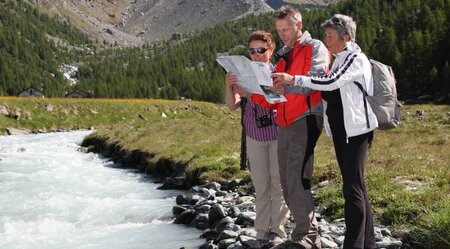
[0,97,448,248]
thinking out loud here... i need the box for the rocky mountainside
[26,0,272,46]
[26,0,339,47]
[123,0,272,43]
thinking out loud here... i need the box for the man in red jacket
[251,6,329,249]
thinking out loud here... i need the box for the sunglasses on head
[248,47,268,55]
[328,16,347,33]
[274,10,300,22]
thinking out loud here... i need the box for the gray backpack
[354,58,401,130]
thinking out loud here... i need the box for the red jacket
[252,31,329,127]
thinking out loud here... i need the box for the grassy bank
[0,97,449,248]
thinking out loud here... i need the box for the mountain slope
[123,0,272,43]
[27,0,273,46]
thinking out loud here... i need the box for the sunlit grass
[1,97,448,248]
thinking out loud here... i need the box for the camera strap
[253,104,273,121]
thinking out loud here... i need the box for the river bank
[81,135,405,249]
[1,98,449,248]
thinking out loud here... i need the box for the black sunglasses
[248,47,269,55]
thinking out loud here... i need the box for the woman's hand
[236,85,248,97]
[225,72,238,89]
[226,72,248,97]
[272,72,295,85]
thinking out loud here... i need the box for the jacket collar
[335,41,362,57]
[298,31,312,46]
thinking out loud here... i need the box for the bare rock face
[25,0,273,46]
[123,0,273,43]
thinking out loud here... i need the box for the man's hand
[270,84,287,95]
[272,72,295,85]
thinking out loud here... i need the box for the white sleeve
[295,53,364,91]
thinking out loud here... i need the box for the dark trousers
[332,131,376,249]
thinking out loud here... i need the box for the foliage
[75,0,450,102]
[408,208,450,248]
[0,0,90,97]
[1,0,449,102]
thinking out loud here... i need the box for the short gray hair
[321,14,356,42]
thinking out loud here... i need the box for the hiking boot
[268,232,285,246]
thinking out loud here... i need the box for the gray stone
[195,204,211,214]
[209,204,227,226]
[200,228,219,240]
[381,228,392,237]
[201,187,216,197]
[236,196,254,204]
[329,225,346,236]
[334,235,345,245]
[238,235,262,248]
[0,105,8,115]
[174,209,196,224]
[224,224,241,233]
[176,193,203,205]
[206,182,222,191]
[226,241,244,249]
[194,213,210,230]
[216,230,238,241]
[227,206,241,218]
[199,240,218,249]
[239,228,257,238]
[376,238,402,249]
[271,240,306,249]
[217,238,236,249]
[215,216,234,233]
[215,190,228,197]
[6,127,31,135]
[46,104,54,112]
[172,205,188,215]
[235,211,256,226]
[321,237,338,248]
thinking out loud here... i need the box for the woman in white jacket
[272,14,378,249]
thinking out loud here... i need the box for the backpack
[354,58,401,130]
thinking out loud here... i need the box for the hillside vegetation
[1,0,449,103]
[0,97,449,248]
[0,0,91,97]
[75,0,450,102]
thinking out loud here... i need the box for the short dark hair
[248,30,276,50]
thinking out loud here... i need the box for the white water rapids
[0,130,203,249]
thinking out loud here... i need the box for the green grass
[0,97,449,248]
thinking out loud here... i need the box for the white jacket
[294,42,378,138]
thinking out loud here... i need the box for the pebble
[172,181,404,249]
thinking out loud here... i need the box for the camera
[275,46,293,60]
[256,115,273,128]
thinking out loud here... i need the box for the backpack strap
[353,81,370,129]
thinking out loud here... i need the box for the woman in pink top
[224,30,289,244]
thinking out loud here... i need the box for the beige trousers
[247,136,290,240]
